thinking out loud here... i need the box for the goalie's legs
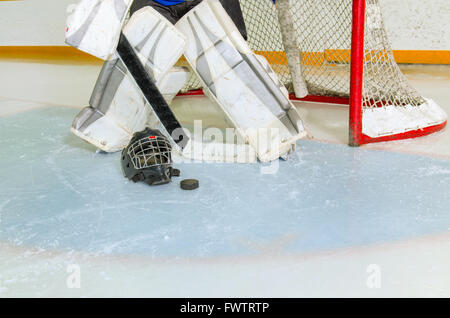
[71,6,188,152]
[177,0,307,162]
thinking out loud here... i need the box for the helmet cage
[127,135,172,170]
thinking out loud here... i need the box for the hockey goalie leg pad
[71,60,189,152]
[176,0,307,162]
[71,7,188,152]
[122,6,187,83]
[66,0,133,60]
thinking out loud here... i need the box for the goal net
[180,0,447,146]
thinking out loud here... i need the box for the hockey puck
[180,179,199,190]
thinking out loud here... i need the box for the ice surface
[1,107,449,260]
[1,62,450,297]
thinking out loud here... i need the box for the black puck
[180,179,199,190]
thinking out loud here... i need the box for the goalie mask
[121,128,175,186]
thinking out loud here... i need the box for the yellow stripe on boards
[0,46,449,65]
[0,46,102,64]
[393,50,450,65]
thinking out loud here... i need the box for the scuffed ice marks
[417,165,450,177]
[0,243,88,297]
[0,107,450,259]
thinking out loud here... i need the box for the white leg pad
[71,66,190,152]
[71,7,187,152]
[176,0,307,162]
[66,0,133,60]
[122,6,187,83]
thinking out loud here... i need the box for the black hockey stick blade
[116,33,188,149]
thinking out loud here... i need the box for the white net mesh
[181,0,425,109]
[360,0,424,108]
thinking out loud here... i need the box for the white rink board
[0,0,449,50]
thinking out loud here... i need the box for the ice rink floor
[0,60,449,297]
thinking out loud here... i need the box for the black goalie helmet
[121,128,175,186]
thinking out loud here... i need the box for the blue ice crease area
[0,107,449,258]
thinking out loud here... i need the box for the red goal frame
[178,0,447,147]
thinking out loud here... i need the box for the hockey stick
[116,32,189,149]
